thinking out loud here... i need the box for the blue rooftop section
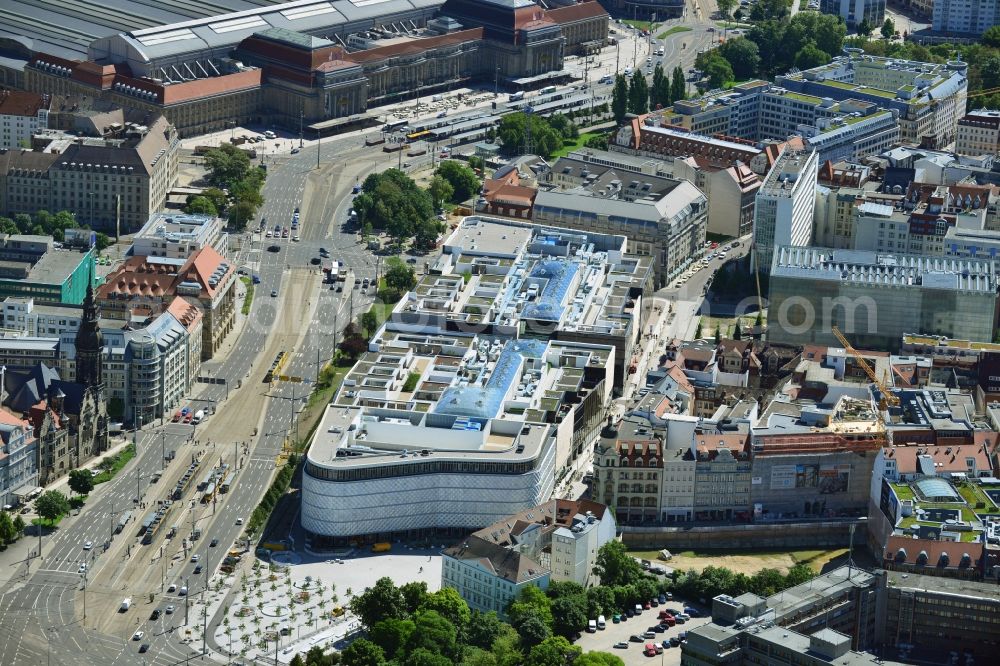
[435,340,547,420]
[522,260,578,322]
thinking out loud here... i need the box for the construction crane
[831,326,899,448]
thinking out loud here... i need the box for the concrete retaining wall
[622,518,866,550]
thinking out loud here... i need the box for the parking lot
[573,603,711,666]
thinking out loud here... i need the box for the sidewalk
[0,431,134,591]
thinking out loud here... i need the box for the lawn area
[31,514,65,528]
[551,132,603,159]
[240,276,255,315]
[657,26,692,39]
[891,483,914,501]
[93,443,136,485]
[628,548,849,575]
[623,19,652,30]
[957,483,996,510]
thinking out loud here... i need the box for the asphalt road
[0,128,381,666]
[0,4,722,662]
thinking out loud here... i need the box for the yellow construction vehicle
[831,326,900,447]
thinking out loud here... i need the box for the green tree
[405,648,452,666]
[341,638,386,666]
[628,71,649,114]
[585,586,616,618]
[400,581,429,614]
[95,233,111,252]
[384,257,417,294]
[545,581,585,600]
[435,161,481,203]
[526,636,581,666]
[857,18,873,37]
[704,54,735,89]
[513,612,550,649]
[0,217,18,235]
[353,169,434,241]
[413,218,441,252]
[881,18,895,40]
[34,490,70,523]
[718,38,761,81]
[418,587,471,630]
[460,648,499,666]
[795,43,831,69]
[650,64,670,108]
[490,630,524,666]
[749,0,789,21]
[583,134,608,151]
[184,195,218,217]
[427,176,454,208]
[0,511,16,544]
[12,514,25,538]
[496,113,564,159]
[695,320,704,338]
[465,611,512,651]
[405,610,458,659]
[593,541,644,587]
[290,654,306,666]
[204,143,252,187]
[983,25,1000,48]
[508,586,553,629]
[547,114,578,140]
[68,469,94,496]
[349,577,407,629]
[549,595,587,638]
[717,0,737,18]
[370,618,415,659]
[611,75,629,124]
[202,187,229,213]
[575,653,626,666]
[671,66,686,104]
[360,311,379,338]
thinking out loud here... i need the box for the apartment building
[932,0,1000,36]
[0,115,179,232]
[819,0,886,27]
[767,247,999,351]
[551,146,761,239]
[0,90,49,150]
[0,408,39,508]
[661,84,900,165]
[532,176,706,288]
[441,500,615,618]
[97,246,235,361]
[132,212,227,259]
[752,150,818,274]
[956,110,1000,157]
[777,52,968,148]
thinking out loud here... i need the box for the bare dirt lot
[629,549,851,576]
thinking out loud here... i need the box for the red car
[172,411,182,422]
[184,412,194,423]
[643,602,651,610]
[662,615,676,626]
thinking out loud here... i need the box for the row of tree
[353,169,442,250]
[189,143,266,229]
[338,576,627,666]
[611,67,685,124]
[317,541,819,666]
[496,113,579,159]
[0,210,111,251]
[0,510,27,546]
[842,32,1000,112]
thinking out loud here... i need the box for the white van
[587,619,597,633]
[120,598,132,612]
[192,409,205,424]
[597,615,606,630]
[264,130,276,139]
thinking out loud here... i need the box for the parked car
[165,605,176,614]
[132,631,144,641]
[139,644,149,653]
[629,635,644,643]
[613,642,628,649]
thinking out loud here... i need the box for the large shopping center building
[0,0,609,136]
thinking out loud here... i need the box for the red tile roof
[0,90,47,118]
[884,535,982,570]
[545,1,609,24]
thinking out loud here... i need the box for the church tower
[75,271,103,388]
